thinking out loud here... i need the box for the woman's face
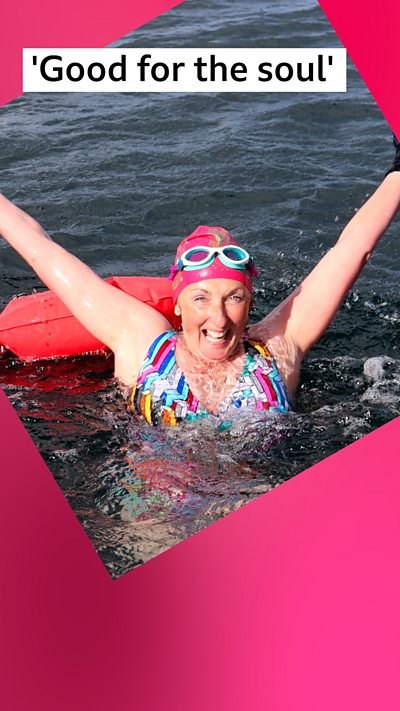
[177,278,251,362]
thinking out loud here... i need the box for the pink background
[0,1,399,709]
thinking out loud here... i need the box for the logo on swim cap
[175,226,238,261]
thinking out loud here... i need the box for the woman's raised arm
[0,194,170,382]
[255,141,400,358]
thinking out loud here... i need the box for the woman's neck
[175,331,246,413]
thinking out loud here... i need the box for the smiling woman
[130,225,294,426]
[0,140,400,429]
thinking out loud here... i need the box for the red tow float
[0,276,177,361]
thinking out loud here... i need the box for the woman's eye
[194,295,207,303]
[228,294,245,303]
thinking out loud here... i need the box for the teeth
[207,330,226,337]
[205,329,227,341]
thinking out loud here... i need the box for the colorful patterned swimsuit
[130,330,293,427]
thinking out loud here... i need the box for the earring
[174,305,181,316]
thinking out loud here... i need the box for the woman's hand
[255,141,400,357]
[282,170,400,355]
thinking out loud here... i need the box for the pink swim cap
[169,226,258,303]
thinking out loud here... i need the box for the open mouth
[203,329,229,344]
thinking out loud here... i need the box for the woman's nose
[208,301,228,327]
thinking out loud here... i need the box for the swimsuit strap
[130,331,178,425]
[245,338,272,358]
[241,339,293,413]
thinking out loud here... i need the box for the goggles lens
[185,248,213,263]
[224,247,244,260]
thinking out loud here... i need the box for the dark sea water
[0,0,399,577]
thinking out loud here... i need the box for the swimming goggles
[176,246,254,271]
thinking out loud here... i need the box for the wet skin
[176,278,252,363]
